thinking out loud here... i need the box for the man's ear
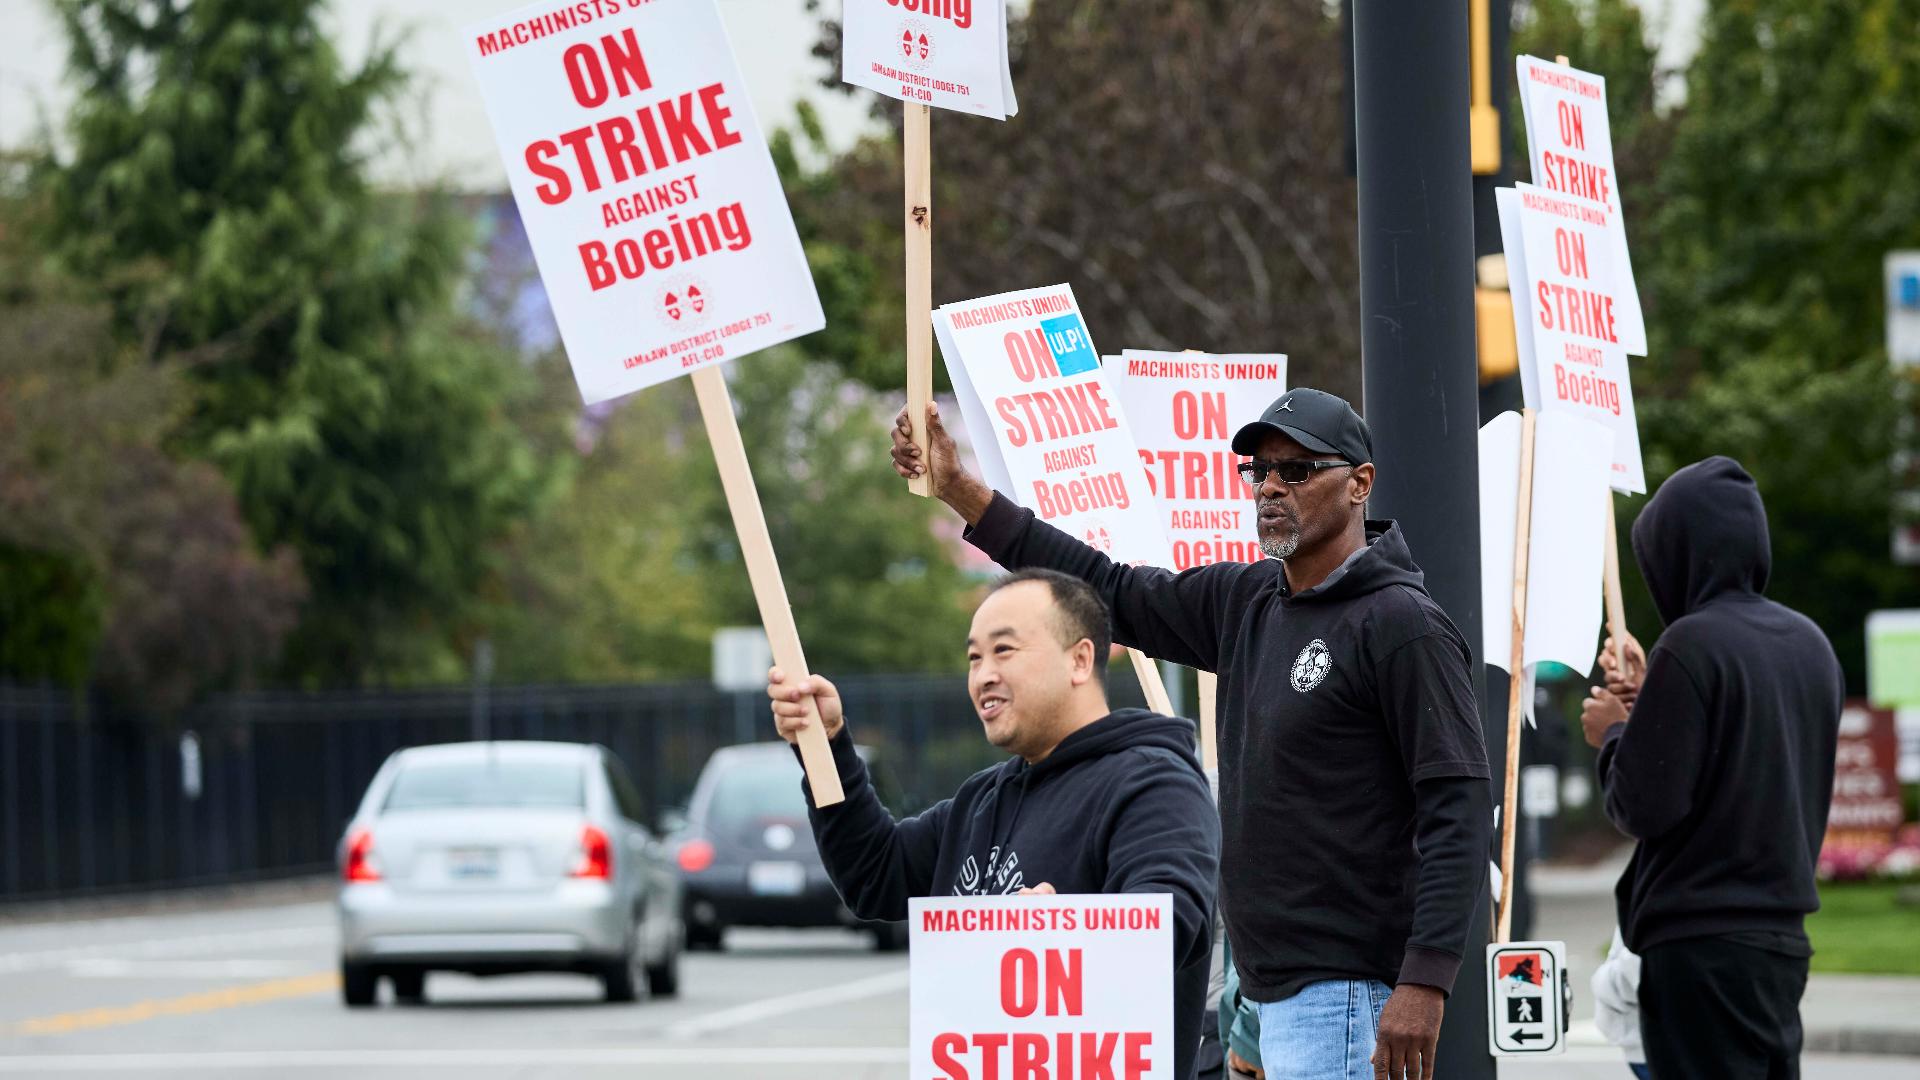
[1349,462,1375,505]
[1070,638,1097,686]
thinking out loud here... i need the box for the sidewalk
[1530,849,1920,1057]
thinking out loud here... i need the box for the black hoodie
[1599,456,1844,953]
[804,709,1220,1080]
[966,493,1493,1003]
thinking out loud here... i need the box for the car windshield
[384,758,585,811]
[705,754,809,829]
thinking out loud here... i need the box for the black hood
[1288,520,1427,603]
[1630,456,1771,626]
[1029,708,1205,779]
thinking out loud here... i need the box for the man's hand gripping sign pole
[840,0,1018,497]
[464,0,841,804]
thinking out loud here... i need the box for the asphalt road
[1,894,1914,1079]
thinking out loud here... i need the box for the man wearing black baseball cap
[890,389,1491,1080]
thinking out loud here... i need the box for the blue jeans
[1254,979,1391,1080]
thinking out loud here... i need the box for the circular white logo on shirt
[1290,639,1332,692]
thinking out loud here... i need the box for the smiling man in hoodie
[893,390,1492,1080]
[768,568,1221,1080]
[1580,457,1843,1080]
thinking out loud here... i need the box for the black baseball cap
[1230,388,1373,465]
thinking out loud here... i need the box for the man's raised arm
[768,669,948,921]
[892,402,1242,671]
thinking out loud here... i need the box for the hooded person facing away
[768,569,1221,1080]
[1580,457,1843,1080]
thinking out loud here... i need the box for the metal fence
[0,671,1152,905]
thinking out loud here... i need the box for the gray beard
[1258,498,1299,560]
[1260,526,1300,560]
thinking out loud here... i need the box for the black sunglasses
[1236,459,1354,488]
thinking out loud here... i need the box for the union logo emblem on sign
[897,20,936,70]
[657,275,713,329]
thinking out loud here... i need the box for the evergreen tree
[39,0,553,683]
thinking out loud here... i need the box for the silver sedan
[336,741,683,1006]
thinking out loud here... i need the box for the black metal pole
[1353,2,1495,1077]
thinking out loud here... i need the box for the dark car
[673,742,909,951]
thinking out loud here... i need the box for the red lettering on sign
[1000,949,1038,1018]
[1556,100,1585,150]
[933,1032,970,1079]
[1123,1032,1153,1078]
[576,203,754,290]
[1045,949,1083,1016]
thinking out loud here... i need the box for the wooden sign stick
[904,103,936,498]
[1196,670,1218,771]
[1496,408,1539,945]
[690,366,845,807]
[1126,648,1174,717]
[1603,493,1629,672]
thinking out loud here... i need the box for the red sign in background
[1826,703,1905,849]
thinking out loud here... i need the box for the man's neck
[1023,696,1111,764]
[1282,521,1369,594]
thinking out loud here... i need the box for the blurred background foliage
[0,0,1915,712]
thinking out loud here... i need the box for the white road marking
[0,925,334,975]
[0,1048,908,1071]
[663,968,910,1038]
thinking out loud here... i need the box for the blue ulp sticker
[1040,314,1098,376]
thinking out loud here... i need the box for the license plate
[447,847,500,880]
[747,861,805,896]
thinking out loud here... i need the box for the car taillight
[344,828,381,883]
[571,824,613,879]
[677,838,715,873]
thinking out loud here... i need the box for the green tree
[37,0,553,684]
[0,189,305,707]
[1519,0,1920,685]
[491,349,977,681]
[1631,0,1920,686]
[793,0,1362,399]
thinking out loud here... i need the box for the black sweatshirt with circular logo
[966,491,1494,1004]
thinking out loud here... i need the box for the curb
[1804,1029,1920,1057]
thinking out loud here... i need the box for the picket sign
[840,0,1016,496]
[910,894,1174,1078]
[935,285,1174,718]
[1548,51,1632,672]
[1517,52,1645,354]
[463,0,840,804]
[1501,52,1640,688]
[1099,347,1284,766]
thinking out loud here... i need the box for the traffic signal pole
[1352,2,1496,1077]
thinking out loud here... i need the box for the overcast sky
[1,0,1704,190]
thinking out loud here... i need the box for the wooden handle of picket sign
[904,103,935,498]
[1196,670,1218,771]
[690,366,845,807]
[1496,408,1539,945]
[1127,648,1174,717]
[1603,493,1629,673]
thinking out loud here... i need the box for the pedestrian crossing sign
[1486,940,1568,1056]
